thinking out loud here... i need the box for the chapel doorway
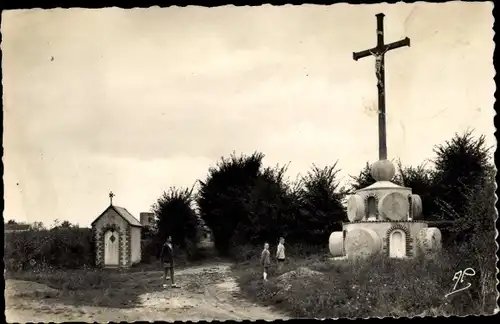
[104,230,119,266]
[389,230,406,258]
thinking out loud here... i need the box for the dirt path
[5,262,288,322]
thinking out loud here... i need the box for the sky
[2,2,495,227]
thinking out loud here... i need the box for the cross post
[353,13,410,161]
[109,191,115,205]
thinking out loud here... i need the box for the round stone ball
[370,159,396,182]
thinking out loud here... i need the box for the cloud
[2,3,495,225]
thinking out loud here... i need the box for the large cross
[109,191,115,205]
[353,13,410,161]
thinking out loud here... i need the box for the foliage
[290,163,347,244]
[441,163,496,245]
[197,151,264,254]
[60,220,74,228]
[4,227,95,272]
[140,237,211,265]
[233,163,296,245]
[30,221,45,231]
[197,151,347,252]
[151,186,200,248]
[349,162,376,191]
[395,160,439,219]
[432,130,492,221]
[141,224,156,240]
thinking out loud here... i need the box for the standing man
[260,242,271,281]
[276,237,286,271]
[160,237,180,288]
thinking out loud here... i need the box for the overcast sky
[2,2,495,227]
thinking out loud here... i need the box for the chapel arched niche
[365,194,378,220]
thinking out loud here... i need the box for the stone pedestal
[329,159,442,259]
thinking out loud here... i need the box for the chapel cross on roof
[109,191,115,206]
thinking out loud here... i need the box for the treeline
[149,130,495,256]
[4,130,495,271]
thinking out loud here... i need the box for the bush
[151,186,200,248]
[4,227,95,272]
[290,163,347,245]
[432,130,492,221]
[140,236,210,266]
[197,151,286,254]
[140,237,161,264]
[198,152,348,254]
[349,162,377,191]
[232,163,300,246]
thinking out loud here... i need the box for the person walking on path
[261,243,271,281]
[160,237,180,288]
[276,237,286,271]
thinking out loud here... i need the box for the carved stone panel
[379,192,409,221]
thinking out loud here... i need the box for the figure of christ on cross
[353,13,411,161]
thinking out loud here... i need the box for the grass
[7,262,172,308]
[231,244,498,319]
[6,246,223,309]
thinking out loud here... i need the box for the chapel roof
[357,180,411,192]
[91,205,142,228]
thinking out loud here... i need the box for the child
[160,236,180,288]
[276,237,286,271]
[260,243,271,281]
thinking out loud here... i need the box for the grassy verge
[6,246,222,309]
[6,266,165,308]
[231,244,498,318]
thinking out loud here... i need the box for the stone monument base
[329,221,442,259]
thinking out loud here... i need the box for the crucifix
[109,191,115,205]
[353,13,410,161]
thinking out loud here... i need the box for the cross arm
[353,47,377,61]
[353,37,411,61]
[383,37,411,52]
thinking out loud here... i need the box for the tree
[432,130,492,221]
[152,186,200,248]
[30,221,45,231]
[291,163,347,245]
[349,162,376,192]
[395,160,439,219]
[197,151,264,254]
[233,163,297,245]
[60,220,73,228]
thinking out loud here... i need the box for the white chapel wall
[131,226,142,264]
[94,209,129,267]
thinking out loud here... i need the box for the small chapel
[91,192,142,267]
[328,13,442,259]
